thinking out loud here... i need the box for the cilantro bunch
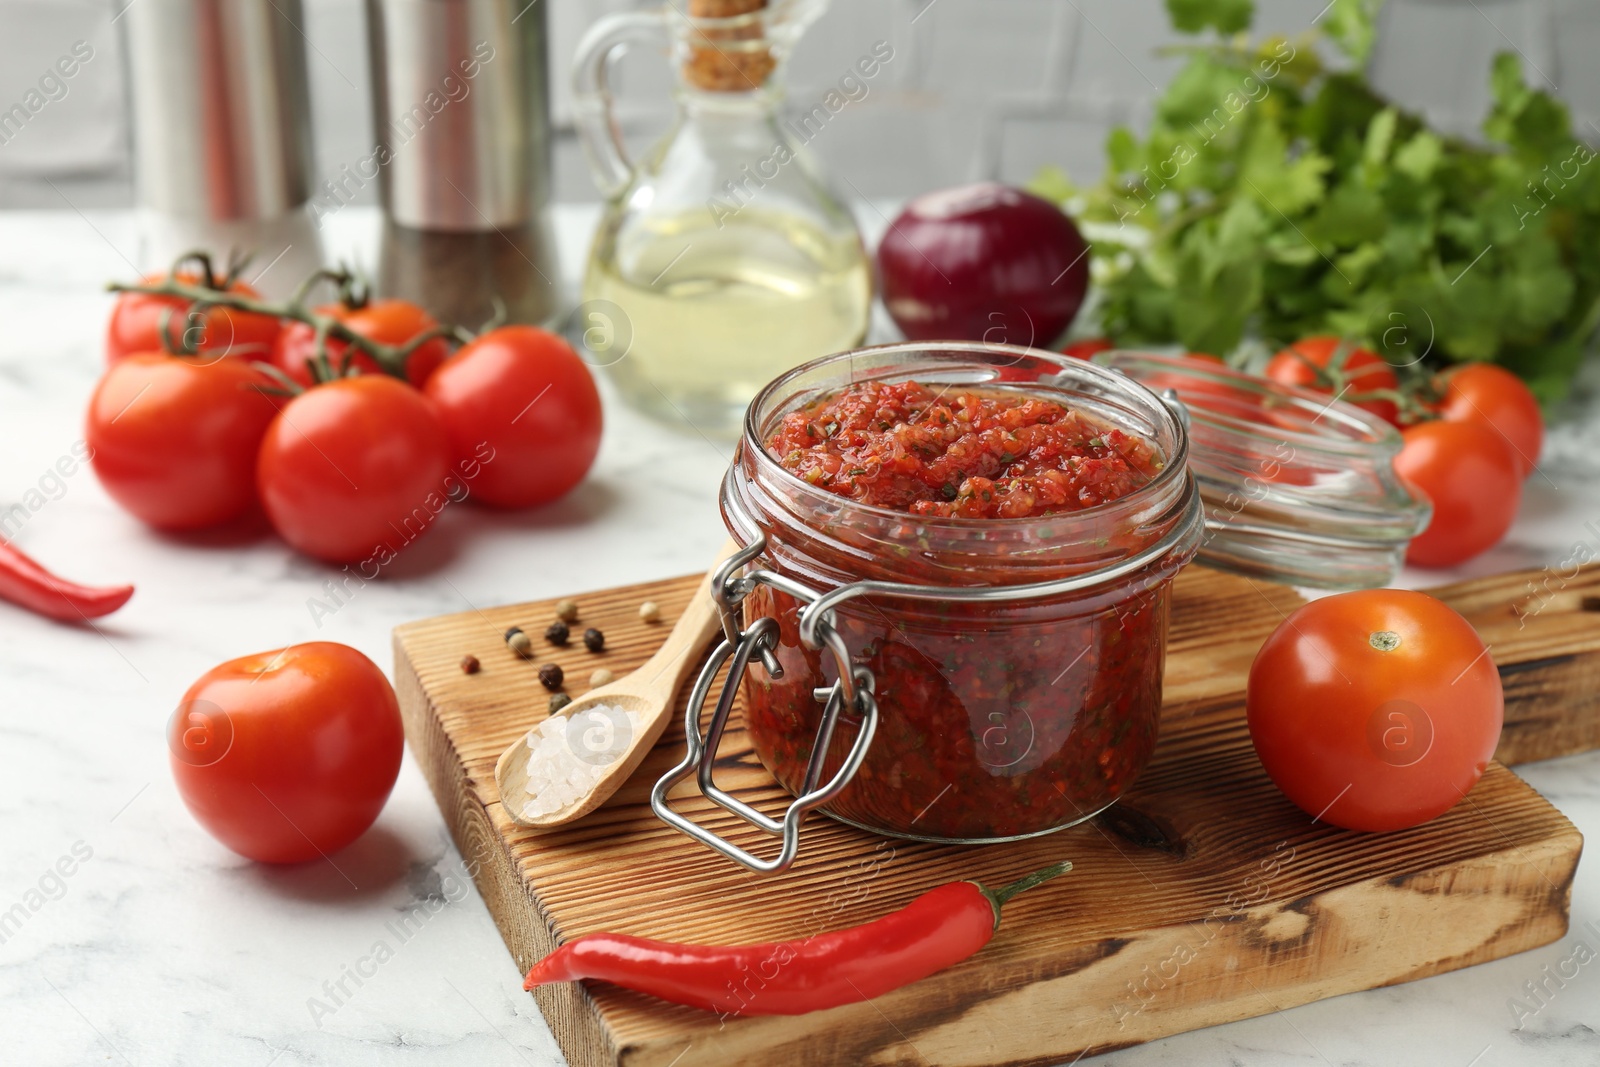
[1034,0,1600,401]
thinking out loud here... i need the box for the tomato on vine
[1247,589,1502,833]
[1432,363,1543,478]
[1265,336,1401,426]
[272,297,451,387]
[86,353,283,530]
[105,257,281,365]
[256,376,451,564]
[424,326,602,509]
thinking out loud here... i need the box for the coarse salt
[520,702,643,821]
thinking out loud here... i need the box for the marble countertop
[0,205,1595,1067]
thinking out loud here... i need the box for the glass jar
[1104,351,1429,589]
[652,343,1430,872]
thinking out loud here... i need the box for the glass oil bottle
[573,0,871,436]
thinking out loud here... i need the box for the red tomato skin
[86,354,282,529]
[170,643,403,863]
[257,376,451,563]
[424,326,602,509]
[1247,590,1502,833]
[1394,420,1521,568]
[1436,363,1543,478]
[1266,336,1400,425]
[106,273,281,365]
[272,300,450,388]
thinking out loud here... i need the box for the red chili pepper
[522,860,1070,1016]
[0,539,134,622]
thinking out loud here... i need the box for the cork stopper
[689,0,763,12]
[683,0,775,92]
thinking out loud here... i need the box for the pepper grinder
[121,0,326,298]
[366,0,560,330]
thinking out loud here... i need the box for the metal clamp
[1158,386,1191,431]
[652,479,1204,873]
[651,534,878,873]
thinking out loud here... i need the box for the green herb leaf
[1320,0,1384,65]
[1239,122,1331,216]
[1043,1,1600,401]
[1362,107,1398,169]
[1166,0,1255,35]
[1392,130,1442,181]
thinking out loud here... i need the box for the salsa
[736,377,1183,843]
[767,379,1160,518]
[741,579,1167,840]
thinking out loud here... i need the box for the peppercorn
[545,620,570,646]
[460,654,480,675]
[590,667,614,688]
[549,693,572,713]
[555,598,579,623]
[504,627,533,659]
[583,628,605,653]
[639,600,662,623]
[538,663,564,691]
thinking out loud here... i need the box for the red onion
[877,183,1091,347]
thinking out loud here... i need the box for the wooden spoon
[495,540,737,828]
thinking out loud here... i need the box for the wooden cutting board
[393,563,1598,1067]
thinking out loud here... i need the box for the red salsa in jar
[737,376,1187,843]
[768,380,1161,519]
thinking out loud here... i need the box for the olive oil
[582,206,871,437]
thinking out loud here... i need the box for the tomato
[1394,420,1521,568]
[85,354,282,529]
[169,642,403,863]
[272,299,450,388]
[1247,589,1502,833]
[1434,363,1543,478]
[1265,336,1400,425]
[423,326,602,509]
[106,272,281,365]
[257,376,451,563]
[1061,338,1114,360]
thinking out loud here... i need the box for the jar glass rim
[740,340,1193,533]
[1096,350,1429,588]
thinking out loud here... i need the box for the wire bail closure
[650,534,879,874]
[652,469,1204,873]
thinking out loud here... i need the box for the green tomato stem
[109,254,438,381]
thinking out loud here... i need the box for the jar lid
[1098,352,1430,590]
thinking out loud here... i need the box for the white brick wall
[0,0,1594,208]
